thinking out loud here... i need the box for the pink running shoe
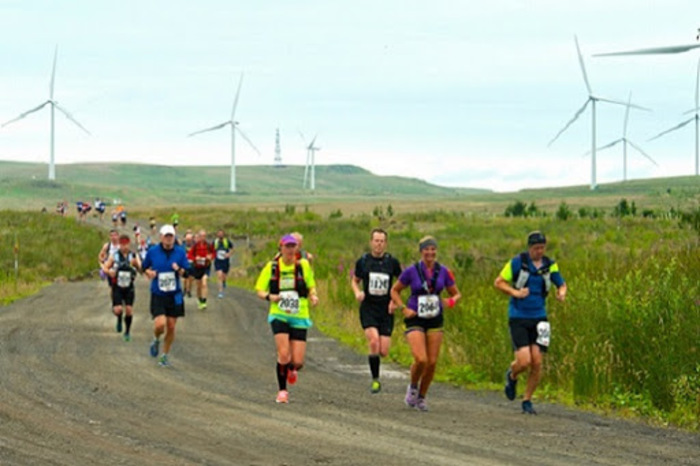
[287,368,298,386]
[275,390,289,404]
[405,385,418,408]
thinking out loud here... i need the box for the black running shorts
[270,319,307,341]
[150,293,185,319]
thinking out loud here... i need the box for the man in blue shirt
[142,224,190,367]
[494,231,567,414]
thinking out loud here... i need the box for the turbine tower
[548,36,648,190]
[647,58,700,176]
[188,73,261,192]
[299,132,320,190]
[1,46,90,181]
[274,128,282,166]
[586,92,657,181]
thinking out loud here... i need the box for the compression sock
[124,315,133,334]
[369,354,380,379]
[276,363,288,390]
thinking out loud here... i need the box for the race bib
[368,272,390,296]
[117,270,132,288]
[196,257,207,266]
[216,250,228,260]
[536,321,551,347]
[278,290,300,314]
[158,271,176,292]
[417,294,440,319]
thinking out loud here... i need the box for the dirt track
[1,277,699,466]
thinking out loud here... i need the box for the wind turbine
[188,73,261,193]
[548,36,648,190]
[647,58,700,176]
[299,132,320,190]
[1,46,90,181]
[585,92,657,181]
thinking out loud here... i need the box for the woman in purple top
[390,235,461,411]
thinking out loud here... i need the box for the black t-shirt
[354,253,402,312]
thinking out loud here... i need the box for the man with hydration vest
[494,230,567,415]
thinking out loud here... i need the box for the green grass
[0,161,487,210]
[0,211,105,304]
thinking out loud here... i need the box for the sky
[1,0,699,192]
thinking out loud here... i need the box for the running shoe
[505,368,517,401]
[275,390,289,404]
[287,368,298,386]
[158,354,170,367]
[186,291,192,298]
[217,292,224,299]
[415,397,429,412]
[149,339,160,358]
[370,379,381,394]
[123,333,131,342]
[116,319,123,333]
[405,385,418,408]
[522,400,537,415]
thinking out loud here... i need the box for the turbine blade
[595,96,650,111]
[648,118,695,141]
[309,133,318,149]
[583,139,623,156]
[50,45,58,100]
[627,140,658,166]
[298,130,308,145]
[598,138,623,152]
[683,107,700,115]
[623,92,632,137]
[548,99,590,147]
[54,103,91,135]
[1,101,50,127]
[231,72,244,120]
[575,35,592,95]
[235,126,262,156]
[594,43,700,57]
[188,121,230,137]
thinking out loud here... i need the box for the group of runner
[253,227,565,414]
[98,221,235,367]
[97,221,566,414]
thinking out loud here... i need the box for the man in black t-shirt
[351,228,402,394]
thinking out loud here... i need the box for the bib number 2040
[417,295,440,319]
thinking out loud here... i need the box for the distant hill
[0,161,489,208]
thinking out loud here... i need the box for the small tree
[556,202,572,221]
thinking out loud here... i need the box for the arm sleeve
[550,262,565,287]
[499,260,514,283]
[398,266,413,286]
[301,260,316,289]
[444,267,456,287]
[255,262,273,292]
[393,259,402,278]
[353,258,364,279]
